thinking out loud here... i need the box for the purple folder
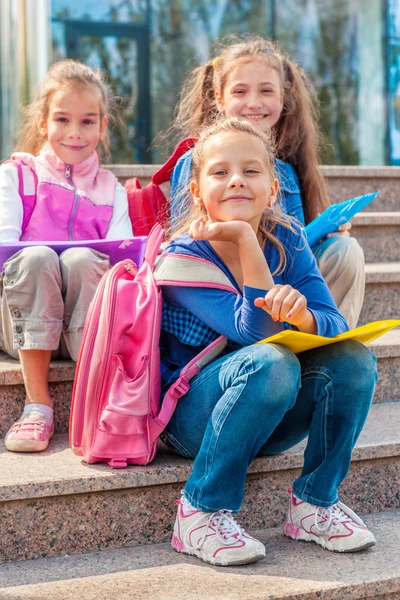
[0,238,147,272]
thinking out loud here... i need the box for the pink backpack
[125,138,196,236]
[69,223,238,468]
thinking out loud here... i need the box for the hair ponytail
[275,58,330,223]
[174,61,219,138]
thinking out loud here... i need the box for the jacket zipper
[65,164,79,241]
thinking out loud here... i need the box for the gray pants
[0,246,109,361]
[314,235,365,330]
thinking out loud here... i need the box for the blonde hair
[14,59,119,161]
[174,36,330,223]
[168,117,298,275]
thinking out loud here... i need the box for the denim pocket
[160,430,194,459]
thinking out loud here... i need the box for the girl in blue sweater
[171,36,365,329]
[161,117,377,567]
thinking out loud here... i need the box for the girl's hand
[326,220,351,238]
[254,284,316,333]
[189,217,255,245]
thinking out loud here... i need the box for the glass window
[51,0,388,165]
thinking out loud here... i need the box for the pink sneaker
[5,418,54,452]
[171,496,266,566]
[283,489,376,552]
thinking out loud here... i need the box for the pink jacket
[11,147,117,241]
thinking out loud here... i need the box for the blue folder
[305,191,380,248]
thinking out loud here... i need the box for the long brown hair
[168,117,299,275]
[14,59,121,162]
[174,36,330,223]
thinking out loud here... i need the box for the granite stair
[0,510,399,600]
[0,402,398,563]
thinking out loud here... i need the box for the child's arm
[105,182,134,240]
[278,160,352,237]
[255,227,349,337]
[189,218,274,290]
[276,160,305,226]
[170,150,193,225]
[162,282,283,346]
[0,163,23,242]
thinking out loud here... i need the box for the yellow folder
[257,319,400,354]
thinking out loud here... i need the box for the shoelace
[314,504,350,532]
[182,499,243,551]
[11,419,47,432]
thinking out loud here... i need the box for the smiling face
[191,130,278,231]
[39,84,108,165]
[216,59,283,133]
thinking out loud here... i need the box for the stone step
[323,165,400,212]
[362,263,400,323]
[351,212,400,263]
[369,330,400,403]
[0,402,398,562]
[108,164,400,212]
[0,329,399,438]
[1,509,399,600]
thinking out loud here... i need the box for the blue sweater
[160,224,348,394]
[170,149,306,226]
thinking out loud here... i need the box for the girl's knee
[316,236,364,271]
[4,246,59,280]
[238,344,301,405]
[60,247,109,275]
[329,340,378,391]
[60,247,94,268]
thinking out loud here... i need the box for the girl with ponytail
[170,36,365,328]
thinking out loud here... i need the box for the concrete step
[323,165,400,212]
[108,164,400,212]
[369,330,400,403]
[362,263,400,323]
[351,212,400,263]
[1,510,399,600]
[0,329,399,438]
[0,402,398,563]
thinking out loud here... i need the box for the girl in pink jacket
[0,60,133,453]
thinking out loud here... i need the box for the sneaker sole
[283,520,376,553]
[172,538,265,566]
[5,431,54,453]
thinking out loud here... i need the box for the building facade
[0,0,398,165]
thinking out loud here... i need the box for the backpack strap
[152,138,197,186]
[154,253,239,293]
[150,246,239,442]
[150,334,228,442]
[6,159,38,234]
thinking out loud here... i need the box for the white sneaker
[283,489,376,553]
[171,496,266,566]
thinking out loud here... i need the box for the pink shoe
[171,495,266,566]
[283,489,376,552]
[5,418,54,452]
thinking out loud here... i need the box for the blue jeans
[163,340,378,512]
